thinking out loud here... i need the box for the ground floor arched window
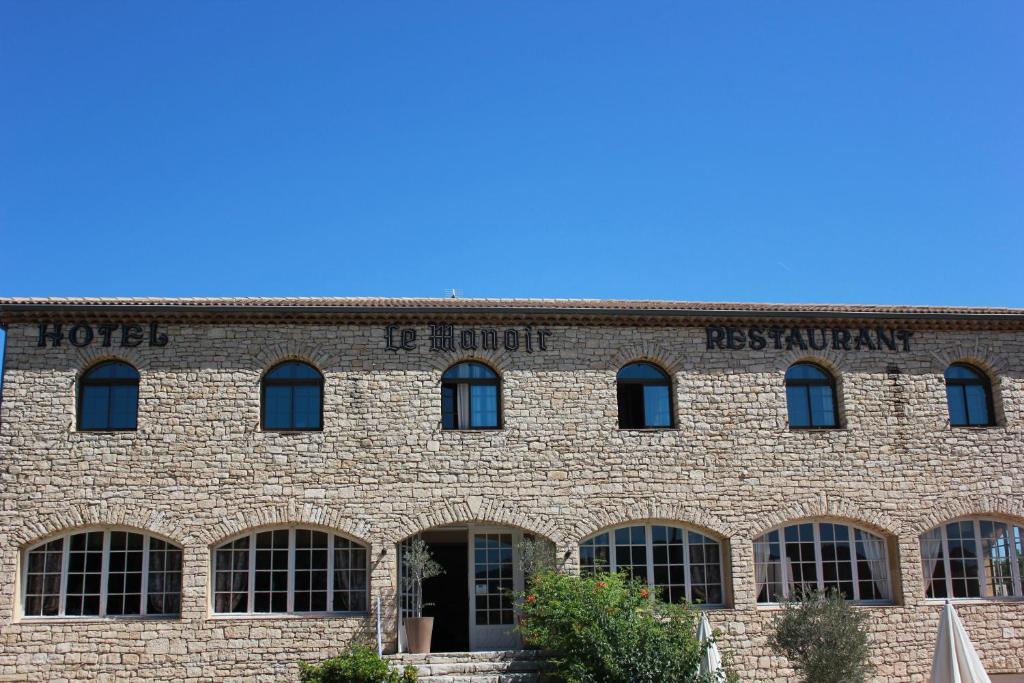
[23,529,182,618]
[579,523,724,606]
[212,527,368,615]
[921,518,1024,599]
[753,521,891,603]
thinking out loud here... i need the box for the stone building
[0,297,1021,682]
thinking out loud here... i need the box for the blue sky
[1,1,1022,309]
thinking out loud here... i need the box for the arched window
[785,363,838,429]
[753,522,891,603]
[920,518,1023,600]
[579,523,723,606]
[261,361,324,431]
[616,362,673,429]
[212,527,368,615]
[23,529,182,618]
[945,364,994,427]
[441,362,500,430]
[77,361,140,431]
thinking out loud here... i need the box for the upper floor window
[23,529,182,618]
[785,363,838,429]
[921,518,1023,600]
[212,527,368,615]
[78,361,140,431]
[579,523,724,606]
[441,362,500,430]
[261,361,323,431]
[616,362,672,429]
[754,521,891,604]
[945,364,994,427]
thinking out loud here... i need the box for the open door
[468,528,523,651]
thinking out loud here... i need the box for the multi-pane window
[441,362,500,430]
[785,363,838,429]
[921,518,1024,600]
[261,361,324,431]
[616,362,673,429]
[23,530,182,618]
[754,522,891,603]
[473,533,514,626]
[945,364,994,427]
[77,361,140,431]
[579,524,724,606]
[212,528,368,615]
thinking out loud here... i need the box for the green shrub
[298,645,417,683]
[517,571,727,683]
[767,590,872,683]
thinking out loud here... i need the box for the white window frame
[210,527,370,616]
[21,529,182,620]
[922,518,1024,601]
[579,523,726,607]
[754,521,893,605]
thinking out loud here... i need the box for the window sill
[947,424,1002,431]
[17,615,180,624]
[260,429,324,434]
[925,597,1023,605]
[207,612,369,621]
[756,601,895,610]
[786,426,848,432]
[616,427,677,433]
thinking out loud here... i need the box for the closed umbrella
[930,601,991,683]
[696,611,724,679]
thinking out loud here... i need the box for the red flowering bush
[517,571,727,682]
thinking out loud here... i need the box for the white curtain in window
[754,542,770,598]
[783,555,796,599]
[861,538,891,600]
[921,530,944,596]
[457,384,471,428]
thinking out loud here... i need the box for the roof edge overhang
[1,299,1023,331]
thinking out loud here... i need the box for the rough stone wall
[0,319,1021,682]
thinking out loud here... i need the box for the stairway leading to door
[386,650,550,682]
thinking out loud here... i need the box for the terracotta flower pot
[406,616,434,654]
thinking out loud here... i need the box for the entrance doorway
[399,524,530,652]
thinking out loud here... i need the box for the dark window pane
[642,385,671,427]
[617,384,644,429]
[442,362,496,380]
[617,363,668,381]
[441,384,457,429]
[946,385,968,426]
[964,384,990,426]
[809,385,836,427]
[470,385,498,427]
[109,385,138,429]
[786,386,811,427]
[786,364,829,381]
[266,362,321,381]
[292,385,321,429]
[79,386,111,430]
[945,365,981,381]
[263,386,292,429]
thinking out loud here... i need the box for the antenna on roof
[445,288,462,299]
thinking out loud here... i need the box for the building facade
[0,297,1022,682]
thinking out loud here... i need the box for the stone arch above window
[920,517,1024,601]
[260,360,324,431]
[441,361,502,430]
[211,525,369,615]
[22,527,182,618]
[753,520,892,604]
[616,361,674,429]
[579,522,724,606]
[77,360,140,431]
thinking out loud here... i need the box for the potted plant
[402,538,444,654]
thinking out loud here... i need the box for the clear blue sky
[1,1,1022,308]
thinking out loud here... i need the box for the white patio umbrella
[696,611,724,679]
[930,601,991,683]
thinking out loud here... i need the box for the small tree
[516,535,556,581]
[768,590,872,683]
[401,538,444,618]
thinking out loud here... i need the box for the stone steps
[386,650,550,682]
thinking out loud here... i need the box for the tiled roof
[0,296,1021,318]
[0,294,1019,315]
